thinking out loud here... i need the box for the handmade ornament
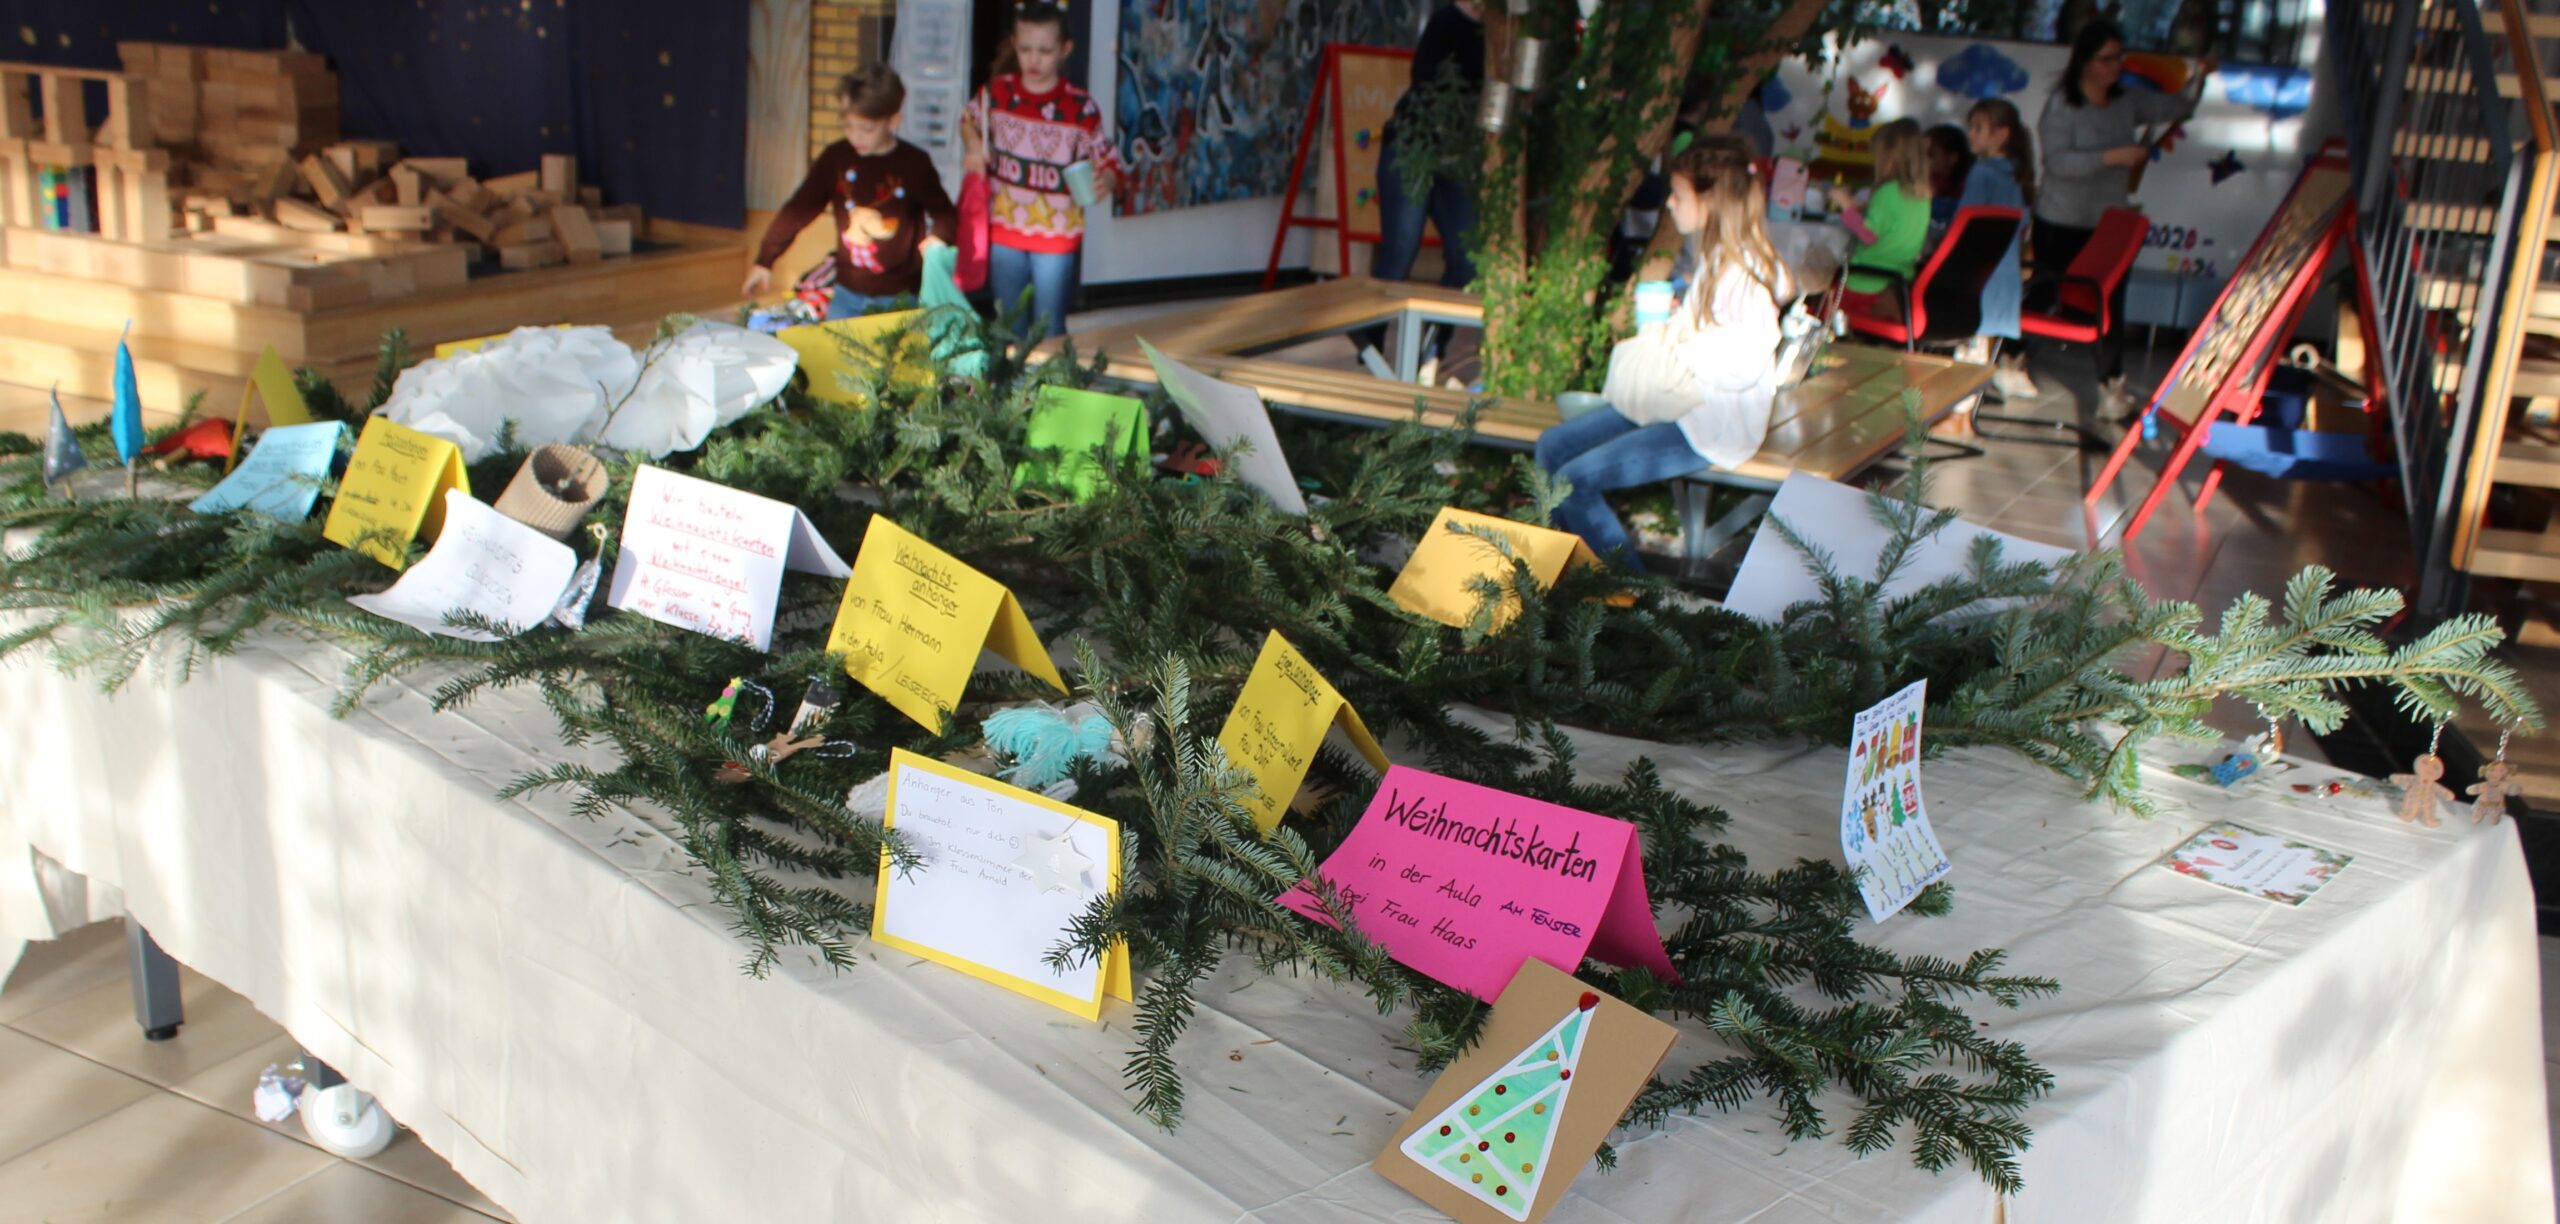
[2467,728,2525,825]
[704,678,746,730]
[1014,825,1095,894]
[709,676,859,783]
[2390,724,2454,827]
[982,702,1123,791]
[111,322,144,496]
[42,385,88,492]
[144,417,236,464]
[493,444,608,540]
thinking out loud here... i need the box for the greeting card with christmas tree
[1375,960,1677,1224]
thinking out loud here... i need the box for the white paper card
[1139,337,1308,516]
[1723,473,2075,623]
[1840,679,1952,923]
[605,465,850,651]
[348,490,579,641]
[878,757,1111,1001]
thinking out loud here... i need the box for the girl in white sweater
[1537,134,1789,569]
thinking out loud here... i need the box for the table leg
[1678,486,1770,578]
[126,919,183,1041]
[1396,312,1422,384]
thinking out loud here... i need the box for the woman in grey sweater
[2030,19,2216,416]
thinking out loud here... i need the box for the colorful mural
[1111,0,1431,217]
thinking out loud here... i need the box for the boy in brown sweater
[744,67,958,320]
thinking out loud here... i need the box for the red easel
[1263,44,1431,288]
[2086,145,2363,541]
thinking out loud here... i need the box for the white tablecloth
[0,636,2548,1223]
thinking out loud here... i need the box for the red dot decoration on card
[1559,1069,1571,1080]
[1439,1125,1451,1136]
[1478,1141,1490,1151]
[1494,1085,1506,1095]
[1577,992,1598,1011]
[1504,1132,1516,1143]
[1497,1185,1510,1196]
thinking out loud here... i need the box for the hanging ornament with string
[2390,722,2456,827]
[2466,727,2526,825]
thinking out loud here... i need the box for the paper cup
[1633,281,1676,328]
[494,444,608,540]
[1063,161,1098,208]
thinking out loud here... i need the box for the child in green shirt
[1830,119,1933,313]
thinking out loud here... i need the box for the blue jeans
[989,243,1078,343]
[825,288,911,320]
[1533,408,1712,571]
[1356,136,1479,354]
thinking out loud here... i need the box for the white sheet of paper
[605,465,849,651]
[1139,337,1308,517]
[879,758,1110,1001]
[1722,473,2075,623]
[347,490,579,641]
[1839,679,1951,923]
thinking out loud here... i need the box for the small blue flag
[110,325,144,466]
[42,385,87,487]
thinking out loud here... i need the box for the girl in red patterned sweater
[960,2,1119,342]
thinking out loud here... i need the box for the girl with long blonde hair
[1536,135,1791,569]
[1832,118,1933,309]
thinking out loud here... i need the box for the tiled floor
[0,921,509,1224]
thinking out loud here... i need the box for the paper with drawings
[1840,679,1952,922]
[1723,473,2074,623]
[348,490,579,640]
[1139,338,1307,516]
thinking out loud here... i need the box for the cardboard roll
[495,444,607,540]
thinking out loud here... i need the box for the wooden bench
[1054,277,1993,566]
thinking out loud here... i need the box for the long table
[0,637,2548,1222]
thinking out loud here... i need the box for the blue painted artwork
[191,421,346,522]
[1114,0,1431,216]
[1935,44,2029,99]
[2219,65,2314,120]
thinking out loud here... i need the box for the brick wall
[809,0,895,158]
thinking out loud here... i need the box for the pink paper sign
[1278,766,1678,1002]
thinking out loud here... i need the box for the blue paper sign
[190,420,346,521]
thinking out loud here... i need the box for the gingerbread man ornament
[2391,754,2454,827]
[2468,760,2524,825]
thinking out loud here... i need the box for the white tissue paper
[378,322,798,462]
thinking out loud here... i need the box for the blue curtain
[5,0,745,227]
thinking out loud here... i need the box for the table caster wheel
[142,1024,180,1042]
[298,1083,394,1158]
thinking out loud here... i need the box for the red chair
[1842,205,2024,349]
[2019,207,2147,344]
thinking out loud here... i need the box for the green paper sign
[1014,385,1147,502]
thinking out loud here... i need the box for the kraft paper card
[322,416,469,570]
[224,344,315,470]
[1277,765,1676,1001]
[1389,507,1605,630]
[1376,959,1678,1224]
[2157,821,2352,906]
[192,420,343,522]
[779,310,936,408]
[348,489,579,641]
[1139,338,1307,516]
[605,465,849,651]
[871,749,1128,1019]
[1215,630,1387,832]
[826,515,1068,731]
[1840,679,1952,922]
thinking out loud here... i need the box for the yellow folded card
[322,416,470,570]
[1387,507,1604,629]
[1217,631,1388,832]
[827,515,1067,731]
[779,310,935,408]
[225,345,315,471]
[872,749,1129,1019]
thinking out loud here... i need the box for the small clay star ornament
[2391,753,2454,827]
[2468,760,2524,825]
[1014,826,1094,895]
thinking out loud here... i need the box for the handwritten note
[192,420,344,522]
[1388,507,1606,630]
[2157,821,2352,906]
[1277,766,1675,1002]
[825,516,1067,731]
[871,749,1127,1019]
[778,310,936,408]
[1216,631,1387,831]
[605,465,849,651]
[1723,473,2075,623]
[1140,338,1307,516]
[224,345,316,469]
[321,416,470,570]
[347,490,579,640]
[1840,680,1951,923]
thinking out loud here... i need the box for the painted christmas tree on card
[1376,960,1678,1224]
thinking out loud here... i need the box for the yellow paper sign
[1217,631,1388,832]
[225,345,316,471]
[871,749,1130,1018]
[778,310,936,408]
[1386,507,1605,629]
[827,516,1067,730]
[322,416,470,570]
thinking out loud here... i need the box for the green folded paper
[1014,385,1147,502]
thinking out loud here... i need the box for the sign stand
[1263,43,1430,288]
